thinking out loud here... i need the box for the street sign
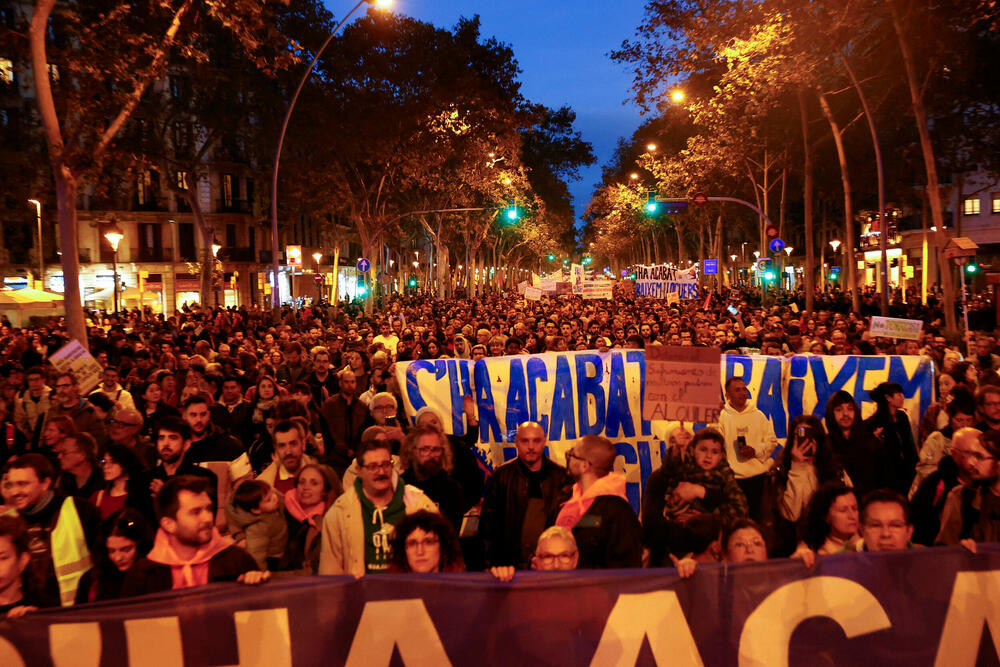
[769,238,785,254]
[314,275,323,284]
[703,259,718,275]
[692,192,708,206]
[285,245,302,266]
[356,258,371,273]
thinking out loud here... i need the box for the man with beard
[122,476,266,596]
[211,376,253,444]
[555,435,642,569]
[134,417,217,523]
[480,422,569,569]
[183,394,251,533]
[257,420,315,494]
[305,347,338,407]
[318,437,437,576]
[4,454,98,606]
[45,372,107,447]
[823,390,884,499]
[400,425,465,531]
[936,428,1000,546]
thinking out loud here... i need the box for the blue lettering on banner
[396,352,934,511]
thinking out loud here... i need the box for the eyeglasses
[417,446,444,456]
[405,536,440,550]
[731,539,766,550]
[534,551,576,565]
[952,448,995,463]
[565,450,589,465]
[362,461,393,473]
[99,458,118,466]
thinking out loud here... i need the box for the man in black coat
[480,421,569,569]
[554,434,642,569]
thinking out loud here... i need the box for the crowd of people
[0,285,996,618]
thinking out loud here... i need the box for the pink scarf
[555,473,629,529]
[146,527,234,589]
[284,489,327,528]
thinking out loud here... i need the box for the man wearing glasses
[936,428,1000,546]
[45,372,107,446]
[319,436,437,577]
[857,490,916,552]
[556,435,642,569]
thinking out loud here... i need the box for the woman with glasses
[389,510,464,573]
[90,444,143,520]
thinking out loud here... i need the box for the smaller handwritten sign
[643,345,722,423]
[49,339,104,393]
[581,280,614,300]
[869,316,923,341]
[524,287,542,301]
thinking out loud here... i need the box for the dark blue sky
[332,0,649,222]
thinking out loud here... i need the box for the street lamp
[629,172,639,180]
[211,237,222,258]
[669,89,685,104]
[28,199,43,288]
[753,250,761,259]
[269,0,392,316]
[312,252,323,302]
[829,239,842,252]
[104,219,124,315]
[730,254,737,261]
[784,246,794,256]
[646,143,657,152]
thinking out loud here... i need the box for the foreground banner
[396,351,933,510]
[2,547,998,666]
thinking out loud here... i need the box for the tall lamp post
[312,251,323,303]
[269,0,392,319]
[104,220,124,315]
[211,237,222,306]
[27,199,43,288]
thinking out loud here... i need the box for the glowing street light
[211,237,222,258]
[829,239,842,252]
[784,246,794,256]
[730,254,737,261]
[670,89,685,104]
[646,143,657,152]
[629,172,639,180]
[753,250,761,259]
[103,219,124,315]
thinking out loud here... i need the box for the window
[992,193,1000,215]
[138,223,162,260]
[0,58,13,85]
[175,170,189,190]
[178,223,196,260]
[226,223,236,248]
[222,173,234,208]
[963,197,981,216]
[137,170,152,206]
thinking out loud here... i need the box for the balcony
[217,199,253,214]
[133,197,168,212]
[132,247,174,262]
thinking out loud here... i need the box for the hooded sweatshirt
[717,401,778,479]
[355,477,406,573]
[225,494,289,570]
[555,473,629,529]
[146,527,234,589]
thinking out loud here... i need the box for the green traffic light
[764,271,775,280]
[646,201,658,214]
[407,277,417,287]
[506,207,518,221]
[547,253,555,261]
[966,264,978,274]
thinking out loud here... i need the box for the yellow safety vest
[50,497,92,606]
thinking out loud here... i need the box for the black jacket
[402,468,465,531]
[479,457,569,567]
[572,495,643,569]
[121,545,257,598]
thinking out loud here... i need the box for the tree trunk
[675,223,686,263]
[817,90,861,313]
[889,1,956,331]
[54,169,87,344]
[799,90,815,316]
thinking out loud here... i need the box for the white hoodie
[716,401,778,479]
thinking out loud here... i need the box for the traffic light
[505,200,519,222]
[763,270,776,281]
[547,253,555,262]
[407,277,418,288]
[645,193,658,215]
[966,263,979,274]
[357,282,368,298]
[582,256,592,265]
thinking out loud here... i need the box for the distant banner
[635,264,700,299]
[581,280,614,300]
[4,548,999,666]
[396,352,933,511]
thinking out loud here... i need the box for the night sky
[329,0,650,224]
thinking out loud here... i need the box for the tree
[27,0,285,346]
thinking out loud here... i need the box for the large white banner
[396,351,934,510]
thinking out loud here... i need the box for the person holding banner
[718,377,778,521]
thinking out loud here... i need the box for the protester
[399,425,465,531]
[225,479,288,570]
[480,421,569,569]
[389,510,465,573]
[318,436,438,576]
[122,476,267,596]
[55,432,104,500]
[258,419,316,495]
[75,509,152,603]
[281,463,342,573]
[801,483,862,555]
[91,444,144,520]
[936,428,1000,545]
[0,515,57,618]
[717,376,777,521]
[856,489,916,552]
[865,382,918,497]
